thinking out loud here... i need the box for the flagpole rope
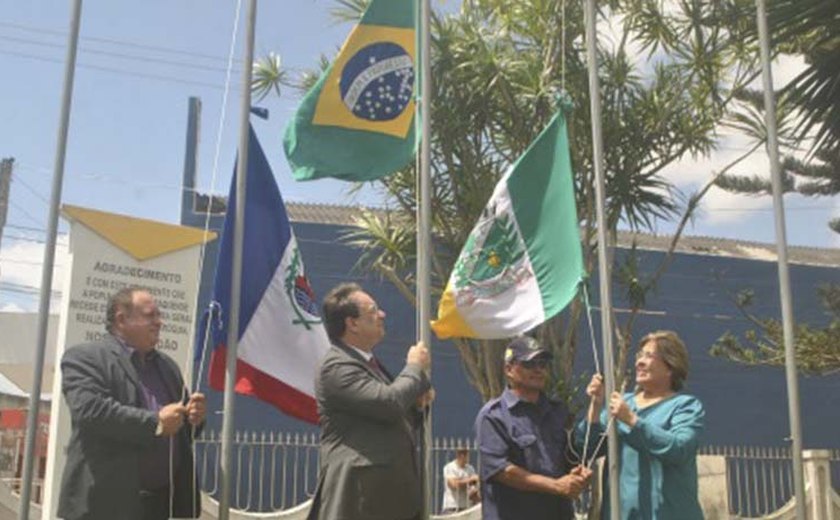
[578,282,601,471]
[583,376,628,470]
[586,415,615,469]
[177,0,244,514]
[195,302,221,397]
[188,295,220,515]
[581,283,601,376]
[169,437,176,519]
[575,282,607,516]
[561,0,566,92]
[183,0,244,391]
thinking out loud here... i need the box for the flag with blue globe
[284,0,418,182]
[341,42,414,122]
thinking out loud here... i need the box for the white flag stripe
[455,183,545,337]
[237,235,329,396]
[458,272,545,337]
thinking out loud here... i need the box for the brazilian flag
[284,0,417,182]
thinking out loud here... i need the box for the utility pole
[0,158,12,254]
[181,97,201,218]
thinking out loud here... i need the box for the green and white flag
[432,108,584,339]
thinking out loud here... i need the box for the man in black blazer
[307,283,433,520]
[58,286,206,520]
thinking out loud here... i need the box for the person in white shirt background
[441,448,480,513]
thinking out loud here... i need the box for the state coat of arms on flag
[432,106,584,340]
[206,125,330,424]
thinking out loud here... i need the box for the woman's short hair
[638,330,690,391]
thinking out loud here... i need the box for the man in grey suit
[58,286,206,520]
[308,283,433,520]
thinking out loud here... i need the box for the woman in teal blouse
[577,330,705,520]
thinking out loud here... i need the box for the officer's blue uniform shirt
[475,387,575,520]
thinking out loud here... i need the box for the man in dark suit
[307,283,433,520]
[58,286,206,520]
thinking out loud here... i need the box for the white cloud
[659,131,773,224]
[596,4,825,234]
[698,187,773,226]
[0,302,26,312]
[657,51,816,229]
[0,237,68,311]
[763,54,806,90]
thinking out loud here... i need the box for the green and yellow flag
[432,108,584,339]
[284,0,417,182]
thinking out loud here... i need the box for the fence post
[803,449,834,520]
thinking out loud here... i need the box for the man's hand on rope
[554,465,593,499]
[416,388,435,409]
[186,392,207,426]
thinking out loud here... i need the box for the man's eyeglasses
[517,358,549,370]
[359,303,380,316]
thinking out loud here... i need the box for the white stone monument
[41,205,216,520]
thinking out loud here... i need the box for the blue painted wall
[590,248,840,449]
[182,201,840,448]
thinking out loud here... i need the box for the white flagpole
[19,1,83,518]
[584,1,620,519]
[416,0,433,517]
[754,1,806,518]
[218,0,256,518]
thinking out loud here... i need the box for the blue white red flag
[207,125,330,424]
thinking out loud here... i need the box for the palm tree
[708,0,840,373]
[255,0,762,400]
[769,0,840,153]
[711,0,840,232]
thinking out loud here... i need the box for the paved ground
[0,503,17,520]
[0,505,216,520]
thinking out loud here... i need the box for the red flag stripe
[209,345,319,424]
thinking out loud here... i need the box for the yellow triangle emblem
[62,205,217,261]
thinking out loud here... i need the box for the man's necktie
[367,356,387,381]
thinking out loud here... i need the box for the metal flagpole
[218,0,256,518]
[584,1,620,519]
[754,1,806,518]
[416,0,433,517]
[19,1,83,518]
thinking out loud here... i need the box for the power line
[14,160,231,196]
[0,48,235,92]
[4,224,70,241]
[9,172,50,205]
[7,168,838,215]
[0,22,309,97]
[5,224,61,234]
[0,20,248,65]
[0,257,64,267]
[2,233,68,246]
[7,163,53,183]
[8,199,44,228]
[702,205,839,212]
[0,47,303,100]
[0,281,61,297]
[2,234,45,244]
[0,20,312,76]
[0,33,247,76]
